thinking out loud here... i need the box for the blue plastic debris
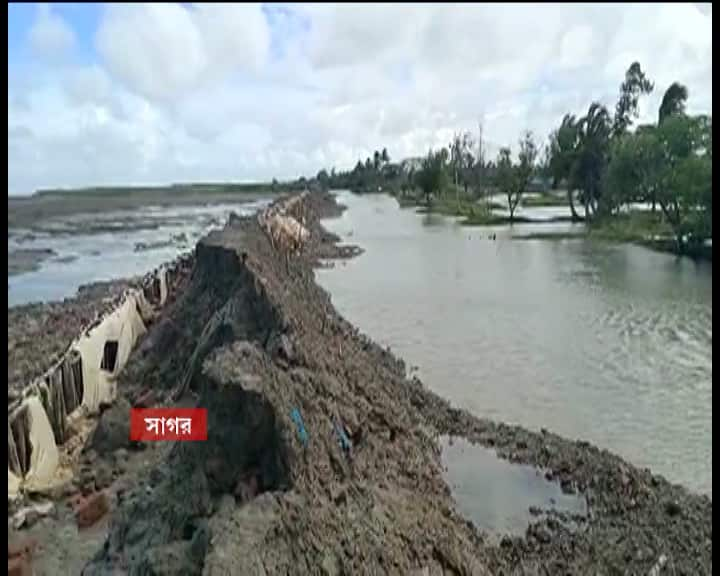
[333,420,352,454]
[290,408,308,447]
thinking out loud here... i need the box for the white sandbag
[8,469,21,498]
[159,268,168,306]
[21,396,60,491]
[134,290,156,324]
[76,292,147,412]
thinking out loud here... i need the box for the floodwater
[439,436,586,537]
[7,200,270,307]
[317,191,713,496]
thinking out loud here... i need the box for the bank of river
[317,190,712,496]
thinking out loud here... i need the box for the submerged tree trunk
[567,189,584,221]
[659,200,684,253]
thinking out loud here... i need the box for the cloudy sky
[8,3,712,195]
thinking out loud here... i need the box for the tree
[496,133,536,222]
[612,61,654,137]
[316,169,330,189]
[658,82,688,125]
[606,128,663,213]
[417,149,448,204]
[381,148,389,165]
[449,133,463,188]
[449,132,476,197]
[655,114,712,249]
[373,150,381,171]
[516,131,538,210]
[606,112,712,250]
[460,132,476,196]
[548,114,583,220]
[572,103,612,219]
[496,148,518,220]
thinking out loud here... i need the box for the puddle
[439,436,587,537]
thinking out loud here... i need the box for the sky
[7,3,713,196]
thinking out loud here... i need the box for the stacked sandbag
[7,259,191,499]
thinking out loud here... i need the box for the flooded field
[317,191,713,496]
[7,199,270,306]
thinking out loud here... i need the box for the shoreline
[392,192,712,261]
[8,190,712,574]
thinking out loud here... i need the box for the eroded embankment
[78,191,711,575]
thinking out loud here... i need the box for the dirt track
[9,191,712,575]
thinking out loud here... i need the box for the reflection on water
[8,199,270,307]
[440,436,586,536]
[317,191,712,496]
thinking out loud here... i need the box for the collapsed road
[8,191,712,575]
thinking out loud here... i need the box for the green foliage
[613,61,654,136]
[605,110,712,248]
[589,211,672,243]
[309,59,710,256]
[658,82,689,125]
[547,114,579,188]
[495,131,537,221]
[572,103,612,218]
[417,148,449,202]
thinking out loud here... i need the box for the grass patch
[588,211,673,243]
[521,192,568,208]
[461,212,508,226]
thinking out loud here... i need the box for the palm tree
[572,103,612,219]
[549,114,583,221]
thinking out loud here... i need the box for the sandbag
[22,396,60,491]
[159,269,168,306]
[76,292,147,412]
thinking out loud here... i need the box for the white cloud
[95,3,269,101]
[7,3,714,195]
[28,4,75,58]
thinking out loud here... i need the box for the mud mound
[86,398,132,456]
[85,194,486,575]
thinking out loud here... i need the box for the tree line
[317,62,711,252]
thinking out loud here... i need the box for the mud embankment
[79,192,711,575]
[8,191,712,575]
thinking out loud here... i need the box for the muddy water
[8,200,270,307]
[439,436,586,537]
[317,191,713,496]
